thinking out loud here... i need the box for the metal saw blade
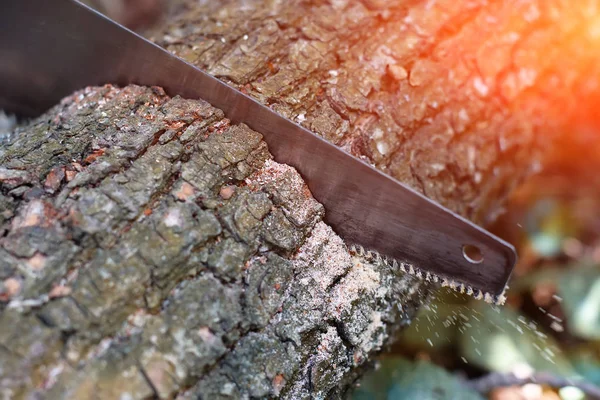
[0,0,517,300]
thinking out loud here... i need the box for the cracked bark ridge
[0,85,427,399]
[149,0,600,225]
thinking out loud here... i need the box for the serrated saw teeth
[496,294,507,305]
[484,293,494,304]
[349,244,507,305]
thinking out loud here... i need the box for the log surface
[0,85,424,399]
[3,0,600,398]
[149,0,600,224]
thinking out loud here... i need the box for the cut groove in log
[0,85,427,399]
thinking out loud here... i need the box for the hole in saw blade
[462,244,484,264]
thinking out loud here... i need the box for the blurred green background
[352,133,600,400]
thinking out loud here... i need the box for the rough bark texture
[147,0,600,225]
[0,85,425,399]
[3,0,600,398]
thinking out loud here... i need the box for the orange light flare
[539,10,600,153]
[483,1,600,268]
[462,1,600,171]
[501,2,600,162]
[354,0,600,227]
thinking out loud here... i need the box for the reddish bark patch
[84,149,106,165]
[12,200,58,229]
[0,278,21,301]
[49,285,73,299]
[44,167,66,193]
[272,374,286,395]
[175,182,196,201]
[27,253,48,271]
[219,185,236,200]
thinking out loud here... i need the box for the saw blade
[0,0,517,299]
[349,245,507,304]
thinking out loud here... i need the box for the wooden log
[148,0,600,224]
[2,0,600,398]
[0,85,425,399]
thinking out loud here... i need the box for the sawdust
[327,255,381,317]
[246,159,289,186]
[291,220,387,356]
[163,207,184,228]
[293,222,353,290]
[355,310,385,355]
[246,159,323,227]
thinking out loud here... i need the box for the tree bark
[147,0,600,225]
[0,85,424,399]
[2,0,600,399]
